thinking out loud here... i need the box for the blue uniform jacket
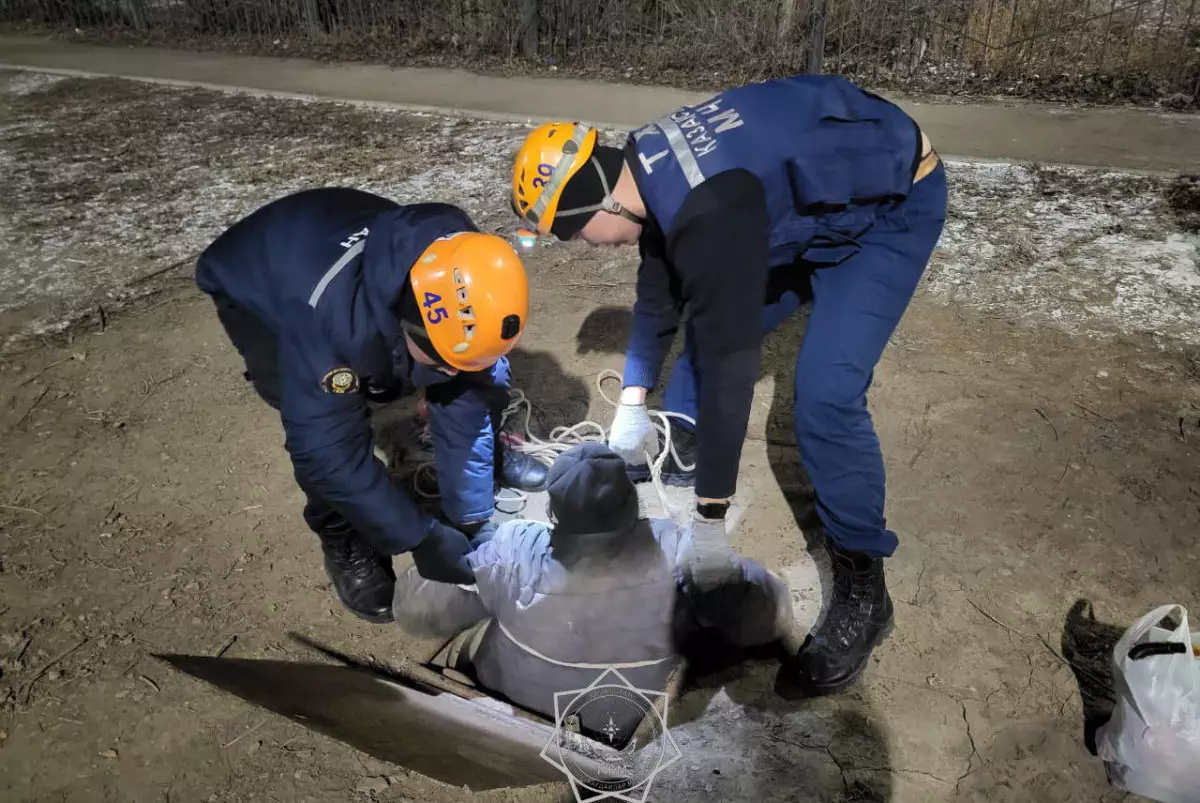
[196,189,506,554]
[627,74,921,269]
[620,75,927,499]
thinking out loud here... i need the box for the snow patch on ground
[0,76,528,349]
[931,160,1199,344]
[1,71,1196,351]
[2,71,66,95]
[357,123,527,230]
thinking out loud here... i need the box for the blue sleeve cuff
[623,354,660,390]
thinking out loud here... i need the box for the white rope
[412,370,696,516]
[494,618,673,670]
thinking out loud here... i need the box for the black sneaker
[625,424,697,487]
[496,441,548,492]
[318,526,396,624]
[775,543,894,699]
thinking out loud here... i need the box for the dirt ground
[1,72,1199,803]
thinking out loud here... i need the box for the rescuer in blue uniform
[511,75,947,698]
[197,189,547,624]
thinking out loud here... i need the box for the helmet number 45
[423,292,448,324]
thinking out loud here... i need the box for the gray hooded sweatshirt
[393,444,791,736]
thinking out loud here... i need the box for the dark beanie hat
[550,145,627,241]
[546,443,639,535]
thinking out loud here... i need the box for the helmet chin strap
[600,193,644,224]
[553,156,645,225]
[400,319,453,370]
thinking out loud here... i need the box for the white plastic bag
[1096,604,1200,803]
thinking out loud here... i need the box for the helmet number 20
[531,162,554,189]
[423,292,448,324]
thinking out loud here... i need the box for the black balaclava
[396,284,452,369]
[549,146,628,241]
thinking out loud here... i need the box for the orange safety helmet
[404,232,529,372]
[511,122,597,236]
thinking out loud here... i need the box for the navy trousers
[663,164,948,557]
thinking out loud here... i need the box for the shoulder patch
[321,367,360,395]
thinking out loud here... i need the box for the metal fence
[2,0,1198,101]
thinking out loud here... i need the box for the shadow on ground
[662,660,895,802]
[575,306,634,357]
[506,348,593,432]
[1060,599,1123,755]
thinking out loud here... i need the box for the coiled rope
[412,370,696,516]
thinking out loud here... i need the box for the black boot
[496,443,548,492]
[775,543,894,700]
[318,524,396,624]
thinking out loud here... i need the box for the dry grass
[963,0,1198,76]
[2,0,1197,101]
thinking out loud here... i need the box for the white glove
[682,518,740,591]
[608,403,660,467]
